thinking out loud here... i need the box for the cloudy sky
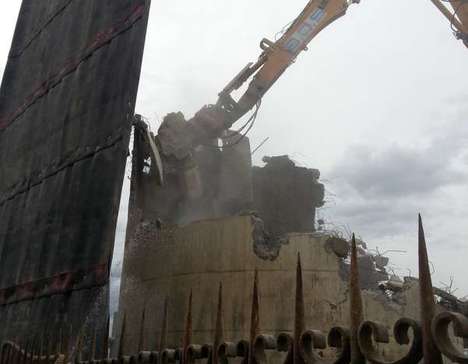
[1,0,467,310]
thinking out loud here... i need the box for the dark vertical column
[0,0,151,352]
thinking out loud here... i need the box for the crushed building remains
[113,117,467,360]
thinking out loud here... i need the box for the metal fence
[1,216,467,364]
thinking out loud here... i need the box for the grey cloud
[330,120,468,199]
[322,107,468,254]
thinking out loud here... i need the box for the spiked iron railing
[2,216,468,363]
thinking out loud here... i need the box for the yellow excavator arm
[431,0,468,46]
[218,0,355,121]
[220,0,468,123]
[156,0,357,163]
[152,0,467,183]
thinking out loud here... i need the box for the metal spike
[45,331,52,364]
[248,270,260,364]
[212,282,224,364]
[91,324,97,361]
[182,291,193,364]
[35,334,41,364]
[104,315,110,359]
[7,342,14,364]
[418,215,443,364]
[22,339,31,364]
[6,342,13,364]
[39,334,44,364]
[159,298,169,351]
[29,336,37,364]
[13,339,20,364]
[57,324,63,356]
[63,324,72,362]
[23,339,29,364]
[74,326,84,364]
[294,253,305,364]
[138,307,146,352]
[118,313,127,358]
[25,341,31,364]
[12,339,19,364]
[349,234,365,364]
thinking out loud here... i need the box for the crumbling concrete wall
[115,216,452,360]
[131,121,324,234]
[130,118,253,227]
[252,156,325,236]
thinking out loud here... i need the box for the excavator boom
[431,0,468,46]
[218,0,354,123]
[151,0,467,186]
[156,0,355,164]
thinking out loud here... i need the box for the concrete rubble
[113,117,467,358]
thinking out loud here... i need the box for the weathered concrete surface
[252,156,324,236]
[115,216,455,360]
[131,121,253,227]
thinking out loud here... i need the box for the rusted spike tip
[159,297,169,351]
[63,324,72,361]
[213,283,224,364]
[138,307,146,352]
[295,252,305,335]
[90,324,97,361]
[118,312,127,358]
[349,233,365,364]
[182,291,193,364]
[214,282,224,343]
[74,327,84,363]
[186,291,193,342]
[57,324,64,355]
[294,252,305,364]
[104,316,110,359]
[248,270,260,364]
[418,215,443,364]
[251,270,260,336]
[22,339,30,364]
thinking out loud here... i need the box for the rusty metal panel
[0,0,151,349]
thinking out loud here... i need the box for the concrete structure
[115,215,454,360]
[115,126,464,361]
